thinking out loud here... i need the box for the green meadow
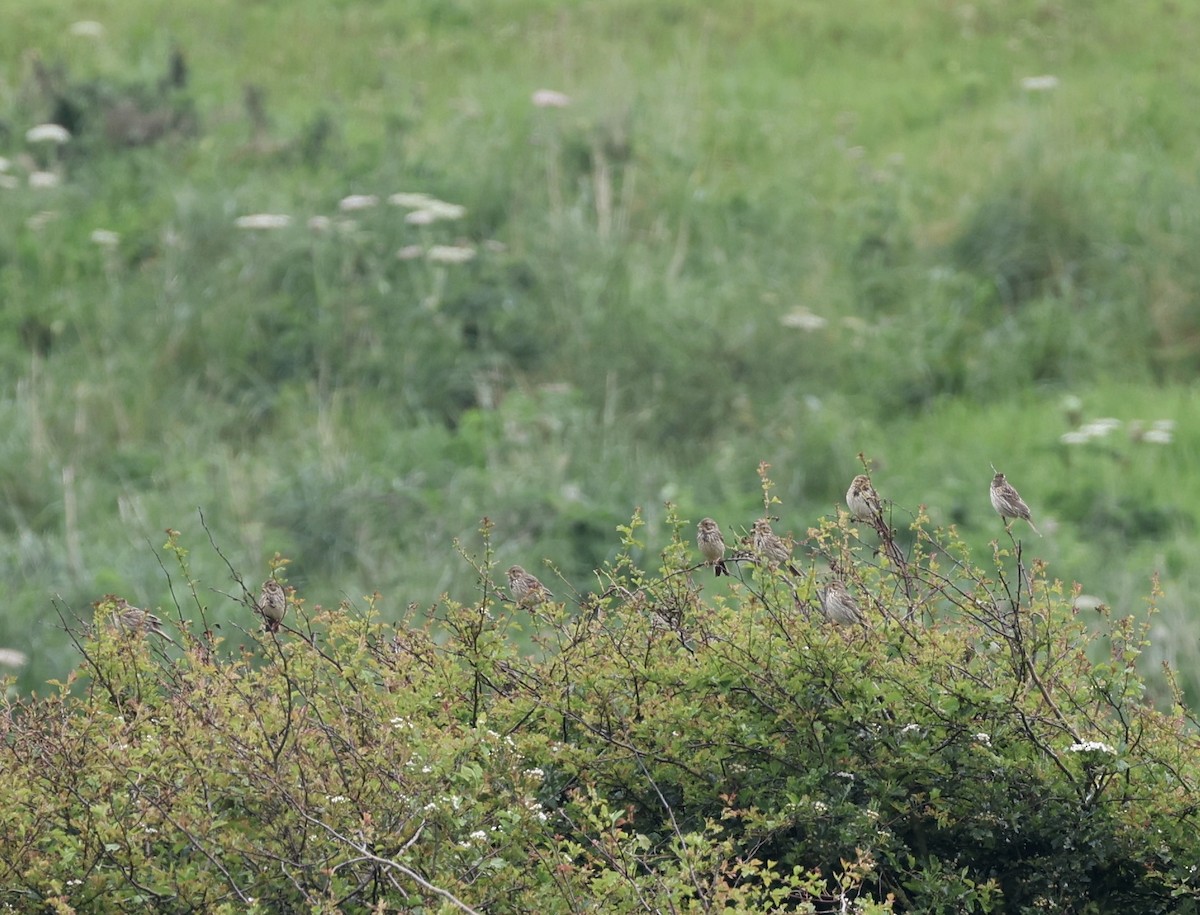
[3,0,1200,696]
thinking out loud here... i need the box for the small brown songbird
[257,578,287,632]
[751,519,801,576]
[105,597,178,646]
[696,518,730,577]
[989,469,1041,536]
[846,474,884,527]
[109,599,167,638]
[507,565,553,608]
[819,579,866,627]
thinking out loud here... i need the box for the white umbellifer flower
[235,213,291,229]
[900,723,921,734]
[326,795,347,804]
[780,308,828,331]
[406,202,468,225]
[29,171,60,189]
[396,245,424,260]
[426,245,476,264]
[1143,429,1173,445]
[469,830,488,842]
[70,20,105,37]
[834,771,855,780]
[813,801,828,814]
[974,733,992,746]
[405,209,437,226]
[421,199,466,220]
[339,194,378,211]
[532,89,571,108]
[26,124,71,144]
[90,229,120,247]
[1066,741,1116,755]
[0,648,28,668]
[307,215,332,231]
[1020,75,1060,91]
[524,768,545,781]
[1081,418,1121,437]
[1060,431,1090,446]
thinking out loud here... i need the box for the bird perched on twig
[847,472,907,569]
[105,597,178,645]
[820,580,866,627]
[256,578,287,632]
[846,474,885,528]
[696,518,730,577]
[507,565,553,608]
[751,519,801,576]
[989,469,1041,536]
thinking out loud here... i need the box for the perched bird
[256,578,287,632]
[847,472,907,569]
[696,518,730,577]
[507,565,553,608]
[820,580,866,627]
[751,519,801,576]
[106,597,177,645]
[846,474,884,527]
[989,470,1041,536]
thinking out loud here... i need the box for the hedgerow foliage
[4,491,1200,913]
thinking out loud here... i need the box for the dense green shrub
[3,498,1199,913]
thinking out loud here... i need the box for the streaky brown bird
[507,565,553,608]
[257,578,287,632]
[990,470,1041,536]
[696,517,730,577]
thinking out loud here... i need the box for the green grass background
[3,0,1200,696]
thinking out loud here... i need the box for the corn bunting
[257,578,287,632]
[990,471,1040,536]
[104,597,177,645]
[752,519,800,576]
[696,517,730,577]
[820,579,866,627]
[846,474,884,527]
[507,565,553,607]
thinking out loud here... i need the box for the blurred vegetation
[1,0,1200,705]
